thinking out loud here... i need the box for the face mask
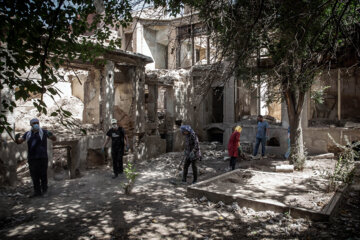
[112,124,117,129]
[32,124,40,131]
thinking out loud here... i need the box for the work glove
[15,133,21,141]
[189,151,195,160]
[101,147,105,154]
[184,150,190,158]
[47,131,53,138]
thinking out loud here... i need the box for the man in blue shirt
[16,118,56,197]
[253,115,269,158]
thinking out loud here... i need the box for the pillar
[100,61,115,130]
[223,77,235,123]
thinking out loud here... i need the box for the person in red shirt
[227,126,242,170]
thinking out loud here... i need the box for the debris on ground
[0,142,359,239]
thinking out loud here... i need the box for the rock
[275,165,294,172]
[216,201,225,208]
[247,208,255,215]
[231,202,240,212]
[199,196,207,203]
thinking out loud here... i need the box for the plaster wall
[237,125,360,156]
[70,73,88,102]
[167,26,177,69]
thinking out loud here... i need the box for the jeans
[253,137,266,156]
[182,157,197,183]
[230,156,237,170]
[111,150,123,175]
[28,158,48,195]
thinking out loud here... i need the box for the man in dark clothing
[180,125,201,184]
[16,118,56,197]
[102,119,128,179]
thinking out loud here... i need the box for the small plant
[123,162,139,195]
[325,134,358,192]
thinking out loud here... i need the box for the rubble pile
[14,96,83,132]
[200,141,226,161]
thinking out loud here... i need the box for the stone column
[147,84,158,123]
[223,77,235,123]
[133,66,146,134]
[281,101,289,128]
[100,61,115,130]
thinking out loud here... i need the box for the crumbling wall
[70,73,88,102]
[238,124,360,156]
[113,66,135,143]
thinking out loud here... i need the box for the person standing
[102,119,128,179]
[15,118,56,197]
[285,127,291,159]
[253,115,269,159]
[227,126,242,170]
[180,125,201,184]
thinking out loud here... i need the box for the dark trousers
[182,157,197,182]
[230,156,237,170]
[28,158,48,195]
[253,137,266,156]
[111,150,123,175]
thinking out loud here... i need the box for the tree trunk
[284,89,306,170]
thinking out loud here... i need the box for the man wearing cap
[15,118,56,197]
[102,119,128,179]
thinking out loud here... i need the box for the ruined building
[1,7,360,186]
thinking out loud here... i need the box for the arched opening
[267,137,280,147]
[207,128,224,144]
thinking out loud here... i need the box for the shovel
[169,156,186,185]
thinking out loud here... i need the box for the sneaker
[42,192,49,198]
[112,174,118,179]
[192,181,197,185]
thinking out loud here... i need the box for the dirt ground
[0,142,359,240]
[203,170,334,211]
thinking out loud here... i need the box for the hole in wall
[267,137,280,147]
[207,128,224,144]
[53,146,71,180]
[86,149,107,169]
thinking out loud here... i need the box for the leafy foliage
[311,86,331,105]
[326,133,357,191]
[184,0,360,165]
[0,0,133,136]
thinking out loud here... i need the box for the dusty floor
[0,142,359,240]
[203,170,334,211]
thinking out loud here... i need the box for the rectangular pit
[187,169,347,221]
